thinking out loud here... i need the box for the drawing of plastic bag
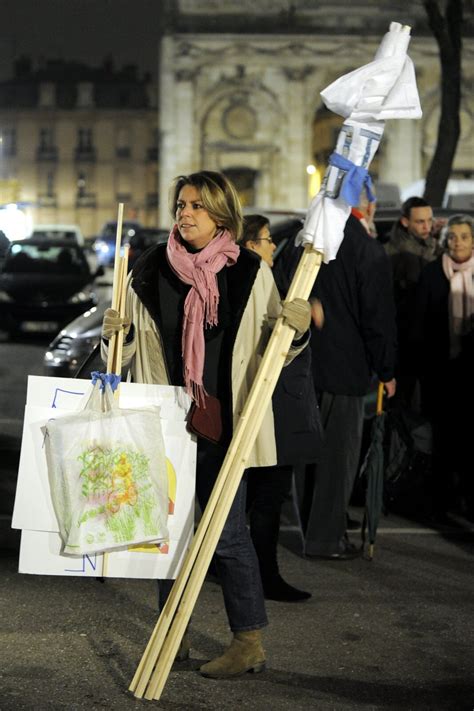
[43,375,169,555]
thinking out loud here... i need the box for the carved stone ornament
[175,67,200,82]
[282,66,314,82]
[222,104,257,139]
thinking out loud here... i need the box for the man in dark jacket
[303,205,397,559]
[384,197,441,408]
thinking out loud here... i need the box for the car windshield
[102,222,139,239]
[31,229,79,241]
[4,243,89,275]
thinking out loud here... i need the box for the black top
[131,241,261,440]
[411,256,474,375]
[309,215,397,395]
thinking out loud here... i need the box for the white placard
[19,528,193,579]
[13,376,196,579]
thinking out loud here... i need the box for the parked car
[0,239,104,338]
[0,230,10,260]
[44,303,106,377]
[128,227,169,269]
[29,223,85,247]
[92,220,143,267]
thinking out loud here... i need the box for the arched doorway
[223,167,258,206]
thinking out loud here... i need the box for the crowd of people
[383,198,473,523]
[101,169,473,681]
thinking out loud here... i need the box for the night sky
[0,0,166,79]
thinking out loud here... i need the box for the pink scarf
[442,251,474,358]
[166,225,239,405]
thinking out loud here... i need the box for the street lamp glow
[0,203,32,241]
[307,164,320,198]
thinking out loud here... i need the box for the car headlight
[94,240,110,254]
[68,289,94,304]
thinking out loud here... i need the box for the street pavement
[0,320,473,710]
[1,478,473,710]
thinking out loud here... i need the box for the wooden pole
[366,382,385,563]
[102,206,127,577]
[110,244,129,380]
[106,203,124,374]
[130,244,323,700]
[376,381,384,416]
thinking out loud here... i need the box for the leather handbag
[187,393,223,444]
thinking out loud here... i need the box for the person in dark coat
[384,197,441,408]
[303,201,397,559]
[412,214,474,522]
[241,215,323,602]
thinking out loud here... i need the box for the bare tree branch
[422,0,463,206]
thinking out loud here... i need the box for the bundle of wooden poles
[100,203,128,579]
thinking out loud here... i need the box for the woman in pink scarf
[412,213,474,524]
[101,171,311,679]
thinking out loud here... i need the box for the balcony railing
[74,147,96,162]
[76,193,97,208]
[116,146,131,158]
[36,146,58,162]
[38,194,57,208]
[146,192,158,208]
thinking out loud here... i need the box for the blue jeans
[158,438,268,633]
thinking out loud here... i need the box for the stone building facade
[1,3,473,232]
[158,1,474,217]
[0,60,158,237]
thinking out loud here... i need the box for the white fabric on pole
[298,21,422,262]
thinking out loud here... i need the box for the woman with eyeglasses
[101,174,312,679]
[241,215,277,267]
[240,214,323,602]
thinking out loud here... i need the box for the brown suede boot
[199,630,266,679]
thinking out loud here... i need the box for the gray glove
[102,308,131,340]
[281,298,311,340]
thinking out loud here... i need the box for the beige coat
[103,260,303,468]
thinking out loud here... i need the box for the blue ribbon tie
[329,152,375,206]
[91,371,121,392]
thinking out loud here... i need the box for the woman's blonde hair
[169,170,243,240]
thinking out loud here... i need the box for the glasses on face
[256,237,273,244]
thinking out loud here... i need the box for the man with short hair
[399,196,434,240]
[385,197,441,408]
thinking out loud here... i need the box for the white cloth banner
[298,21,422,262]
[12,376,196,579]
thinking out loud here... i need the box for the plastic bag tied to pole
[91,371,121,392]
[43,376,169,556]
[328,152,376,206]
[297,21,422,263]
